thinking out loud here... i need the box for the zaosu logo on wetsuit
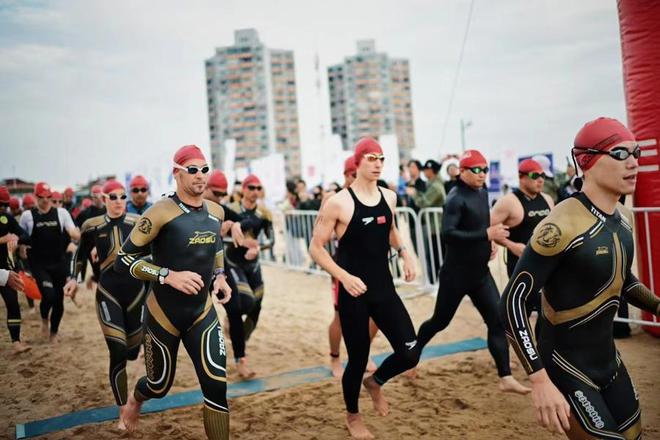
[188,230,217,246]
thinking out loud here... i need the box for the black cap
[423,159,441,173]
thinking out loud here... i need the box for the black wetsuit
[0,211,29,342]
[336,187,420,414]
[225,201,273,342]
[500,193,660,439]
[115,194,229,439]
[417,178,511,378]
[72,213,146,406]
[22,207,74,335]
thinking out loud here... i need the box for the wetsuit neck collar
[457,177,480,191]
[172,193,205,212]
[575,192,620,224]
[105,213,124,223]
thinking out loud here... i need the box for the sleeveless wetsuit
[336,187,420,414]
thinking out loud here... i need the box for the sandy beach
[1,263,658,439]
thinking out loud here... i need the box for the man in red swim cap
[310,137,419,439]
[416,149,531,396]
[115,144,232,438]
[127,175,152,215]
[501,117,659,437]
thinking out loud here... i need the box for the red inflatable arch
[618,0,660,336]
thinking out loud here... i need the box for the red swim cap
[242,174,262,189]
[354,137,383,166]
[34,182,52,198]
[64,187,74,197]
[91,185,103,195]
[344,156,357,176]
[573,117,635,171]
[51,191,63,201]
[9,197,19,210]
[81,198,92,209]
[518,159,544,174]
[22,194,36,208]
[103,180,125,194]
[208,170,228,190]
[0,186,10,203]
[129,175,149,189]
[459,150,487,168]
[173,145,206,171]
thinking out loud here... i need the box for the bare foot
[498,375,531,395]
[366,358,377,373]
[117,405,127,431]
[362,376,389,416]
[12,341,32,355]
[120,394,142,433]
[237,358,256,380]
[345,413,374,439]
[41,320,49,339]
[403,367,417,379]
[49,334,60,344]
[330,356,344,378]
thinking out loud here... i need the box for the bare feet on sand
[120,394,143,432]
[362,376,389,416]
[49,334,60,344]
[366,358,377,373]
[346,413,374,439]
[498,375,531,395]
[237,357,256,380]
[41,320,49,339]
[330,355,344,378]
[12,341,31,354]
[117,405,127,430]
[403,367,417,379]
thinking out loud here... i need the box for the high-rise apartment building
[328,40,415,157]
[206,29,301,177]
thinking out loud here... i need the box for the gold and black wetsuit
[114,193,228,440]
[500,192,660,439]
[71,213,145,406]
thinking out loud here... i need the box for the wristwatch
[214,268,226,278]
[158,267,170,285]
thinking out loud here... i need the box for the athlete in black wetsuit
[0,186,31,353]
[310,138,419,440]
[500,118,660,438]
[491,159,553,338]
[114,145,232,439]
[203,169,258,379]
[417,150,530,394]
[19,182,80,342]
[225,174,274,343]
[76,185,106,284]
[65,181,146,416]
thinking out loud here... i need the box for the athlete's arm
[623,273,660,315]
[385,190,416,282]
[499,217,572,433]
[7,214,29,244]
[70,220,95,280]
[491,195,524,257]
[59,208,80,241]
[309,195,366,296]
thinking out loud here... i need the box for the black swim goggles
[467,166,489,175]
[573,145,641,161]
[521,172,546,180]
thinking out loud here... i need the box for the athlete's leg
[469,273,511,377]
[96,288,130,406]
[370,290,420,384]
[32,264,55,338]
[183,305,229,440]
[47,262,68,337]
[602,360,642,439]
[1,286,21,342]
[244,261,264,339]
[225,264,256,379]
[338,290,371,414]
[124,286,146,361]
[416,272,465,349]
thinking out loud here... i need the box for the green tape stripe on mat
[15,337,486,439]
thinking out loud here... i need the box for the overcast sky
[0,0,627,187]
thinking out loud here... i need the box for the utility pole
[460,119,472,152]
